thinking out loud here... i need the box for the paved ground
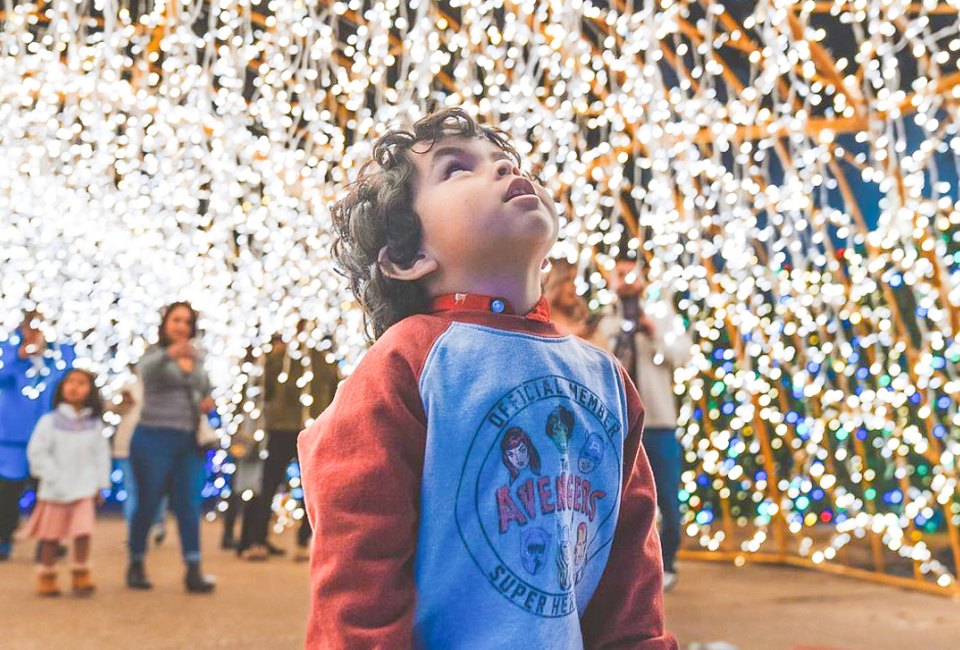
[0,516,957,649]
[665,561,960,650]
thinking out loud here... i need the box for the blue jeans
[116,458,167,529]
[642,427,682,572]
[128,426,205,563]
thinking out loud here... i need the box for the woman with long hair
[126,301,216,593]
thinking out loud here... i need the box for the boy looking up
[298,108,677,649]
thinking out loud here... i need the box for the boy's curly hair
[331,107,521,340]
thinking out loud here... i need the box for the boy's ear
[377,246,438,282]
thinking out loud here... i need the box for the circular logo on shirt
[454,375,623,618]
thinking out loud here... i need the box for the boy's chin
[474,240,556,270]
[512,209,559,240]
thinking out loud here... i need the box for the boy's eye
[442,160,470,178]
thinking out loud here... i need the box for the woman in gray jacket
[126,302,215,593]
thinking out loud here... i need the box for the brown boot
[37,567,60,597]
[72,565,96,597]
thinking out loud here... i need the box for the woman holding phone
[126,301,216,594]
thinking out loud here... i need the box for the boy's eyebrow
[430,144,512,169]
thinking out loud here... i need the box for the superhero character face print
[454,375,624,619]
[508,444,528,470]
[573,522,589,585]
[556,524,572,591]
[501,427,541,484]
[544,405,575,454]
[574,522,588,566]
[556,522,590,591]
[520,527,549,575]
[577,433,605,474]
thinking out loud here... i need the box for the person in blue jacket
[0,311,75,560]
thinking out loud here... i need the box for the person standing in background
[0,311,75,561]
[599,253,694,591]
[25,369,111,597]
[543,258,603,343]
[126,301,216,593]
[112,365,167,543]
[237,329,339,561]
[219,419,260,552]
[219,343,267,552]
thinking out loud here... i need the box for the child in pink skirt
[24,368,111,597]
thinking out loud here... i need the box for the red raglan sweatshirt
[298,295,677,649]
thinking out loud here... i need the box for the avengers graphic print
[455,376,622,617]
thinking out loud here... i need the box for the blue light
[883,490,903,505]
[695,510,714,525]
[18,490,36,510]
[285,461,301,480]
[721,401,735,415]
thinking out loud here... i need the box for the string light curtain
[2,0,960,593]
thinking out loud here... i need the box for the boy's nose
[494,158,521,178]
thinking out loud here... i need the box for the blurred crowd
[0,303,339,597]
[0,252,693,598]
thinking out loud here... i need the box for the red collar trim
[430,293,552,323]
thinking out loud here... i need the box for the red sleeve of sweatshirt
[580,364,679,650]
[296,315,449,650]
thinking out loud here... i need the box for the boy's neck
[431,266,544,316]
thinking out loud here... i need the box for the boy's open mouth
[503,177,537,202]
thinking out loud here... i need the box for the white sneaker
[663,571,678,592]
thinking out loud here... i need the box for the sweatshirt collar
[55,403,93,420]
[430,293,552,323]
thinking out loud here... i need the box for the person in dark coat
[0,311,75,560]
